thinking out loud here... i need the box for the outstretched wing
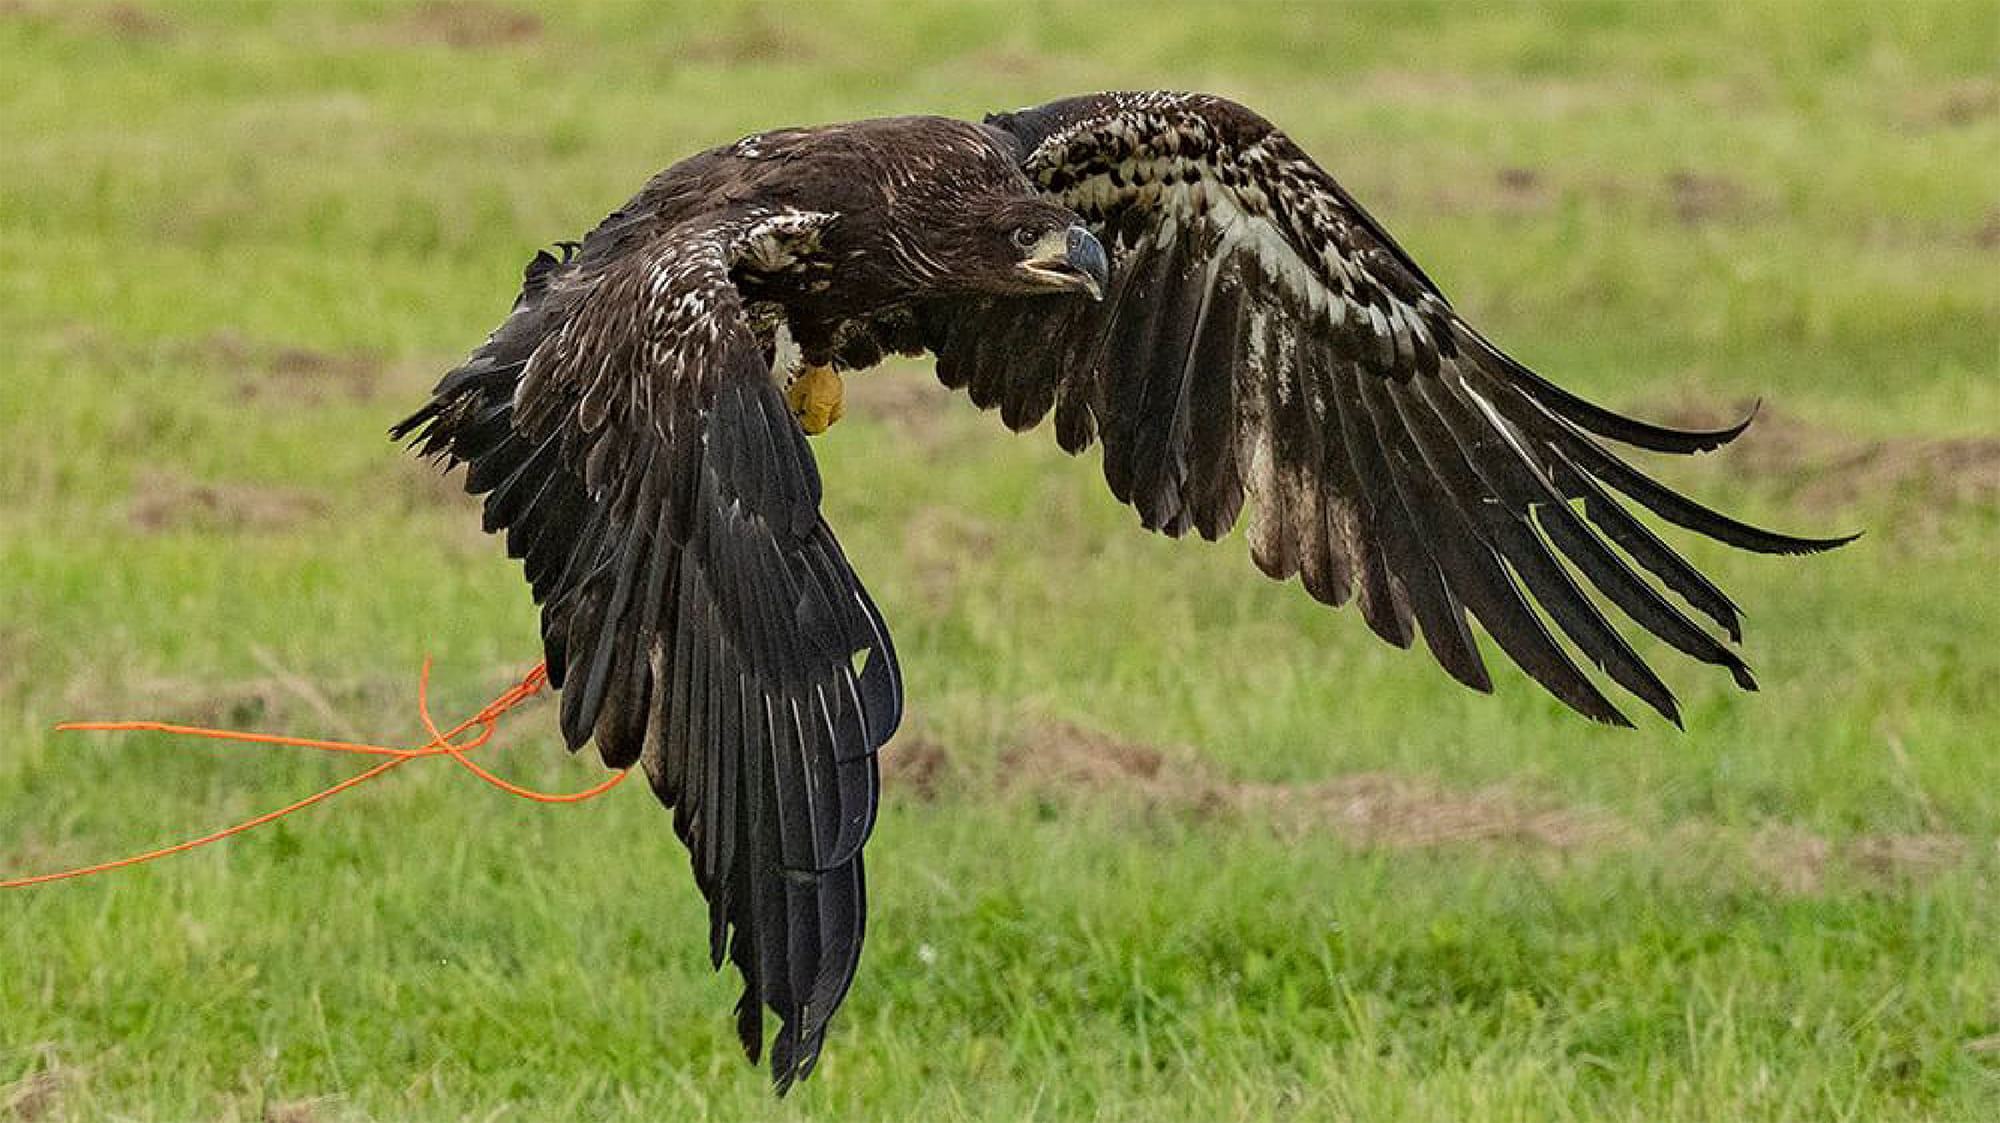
[395,207,903,1090]
[929,91,1850,726]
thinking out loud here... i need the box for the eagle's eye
[1010,226,1039,251]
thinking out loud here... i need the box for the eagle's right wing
[928,92,1851,726]
[395,208,902,1091]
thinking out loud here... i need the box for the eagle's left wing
[396,208,901,1090]
[926,91,1851,726]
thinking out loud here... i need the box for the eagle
[393,91,1850,1090]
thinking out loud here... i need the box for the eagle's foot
[786,362,845,436]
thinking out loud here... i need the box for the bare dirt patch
[1404,164,1566,219]
[381,459,511,559]
[128,472,329,535]
[252,345,385,404]
[1904,77,2000,129]
[1,1063,64,1123]
[1490,167,1553,213]
[395,1,541,49]
[881,735,954,801]
[0,0,170,39]
[1738,824,1979,896]
[900,507,999,610]
[1666,170,1755,226]
[1011,723,1190,803]
[95,1,164,38]
[178,331,386,406]
[389,455,473,509]
[1414,165,1763,227]
[1794,436,2000,516]
[676,6,813,64]
[59,659,414,736]
[1350,69,1636,117]
[0,627,32,697]
[1975,208,2000,251]
[1236,772,1628,850]
[37,326,387,405]
[263,1097,334,1123]
[846,372,960,449]
[879,719,1990,893]
[1,1063,60,1119]
[955,44,1066,82]
[1002,721,1628,851]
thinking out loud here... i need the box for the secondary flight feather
[393,90,1851,1090]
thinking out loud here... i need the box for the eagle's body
[523,114,1077,377]
[396,92,1848,1090]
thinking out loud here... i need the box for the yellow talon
[786,362,845,436]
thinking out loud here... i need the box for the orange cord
[2,658,631,889]
[411,658,628,804]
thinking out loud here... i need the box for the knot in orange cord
[2,658,630,889]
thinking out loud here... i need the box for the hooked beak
[1019,224,1109,300]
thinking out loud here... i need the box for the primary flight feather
[393,91,1851,1090]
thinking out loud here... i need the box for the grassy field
[3,0,1998,1119]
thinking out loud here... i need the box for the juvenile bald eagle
[394,91,1850,1089]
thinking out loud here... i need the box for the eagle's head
[920,196,1109,301]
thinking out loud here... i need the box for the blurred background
[2,2,1996,1120]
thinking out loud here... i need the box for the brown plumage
[394,91,1851,1090]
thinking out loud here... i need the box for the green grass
[3,1,1998,1119]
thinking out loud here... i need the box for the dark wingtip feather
[1570,428,1864,557]
[1733,396,1764,437]
[388,403,437,444]
[1660,698,1685,730]
[768,1022,808,1096]
[1676,395,1762,453]
[1437,647,1495,695]
[1466,320,1765,456]
[1792,528,1864,554]
[1736,525,1862,556]
[735,987,763,1065]
[1551,387,1758,455]
[1359,604,1418,650]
